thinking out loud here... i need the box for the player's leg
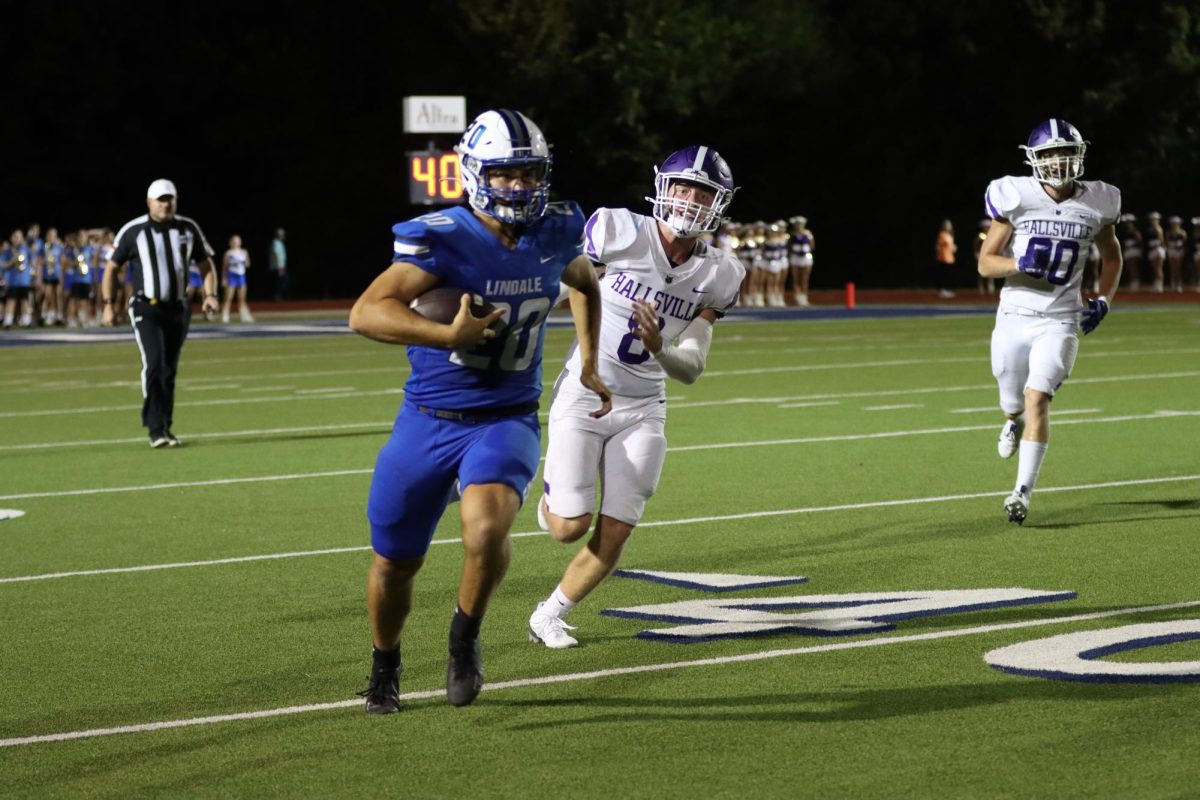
[238,284,254,321]
[539,383,607,542]
[991,311,1032,460]
[449,413,541,705]
[1006,320,1078,524]
[362,406,458,713]
[532,405,666,648]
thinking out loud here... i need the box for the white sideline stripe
[951,406,1099,416]
[0,422,394,452]
[0,470,371,502]
[863,404,922,411]
[669,370,1200,410]
[666,410,1200,453]
[5,597,1199,749]
[4,368,1199,420]
[2,411,1197,499]
[777,401,841,409]
[2,473,1196,585]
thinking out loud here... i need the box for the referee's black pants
[130,297,189,435]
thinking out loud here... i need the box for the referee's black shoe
[149,431,171,448]
[358,665,402,715]
[446,637,483,707]
[164,431,181,447]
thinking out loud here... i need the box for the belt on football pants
[416,401,539,424]
[1000,303,1076,320]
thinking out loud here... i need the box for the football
[409,287,501,328]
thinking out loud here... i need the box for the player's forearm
[568,285,602,370]
[101,261,118,301]
[349,298,454,347]
[652,318,713,385]
[978,254,1016,278]
[1096,257,1122,301]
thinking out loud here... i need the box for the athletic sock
[1016,440,1048,495]
[450,606,482,643]
[542,585,577,619]
[371,645,400,676]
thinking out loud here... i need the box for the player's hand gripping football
[446,293,506,348]
[1080,296,1109,335]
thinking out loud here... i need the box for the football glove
[1016,246,1051,279]
[1080,296,1109,335]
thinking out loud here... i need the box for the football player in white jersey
[978,119,1122,525]
[528,145,746,647]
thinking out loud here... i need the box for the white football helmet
[454,109,551,224]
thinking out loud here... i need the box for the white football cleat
[535,495,550,531]
[1004,487,1030,525]
[528,603,578,649]
[997,418,1024,459]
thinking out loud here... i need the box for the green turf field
[1,307,1198,799]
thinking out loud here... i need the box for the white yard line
[863,404,923,411]
[3,411,1197,497]
[0,422,395,452]
[3,367,1198,437]
[4,597,1199,749]
[2,473,1196,585]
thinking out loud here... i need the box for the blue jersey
[391,202,584,410]
[2,245,34,288]
[42,242,63,281]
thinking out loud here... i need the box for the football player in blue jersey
[350,109,611,712]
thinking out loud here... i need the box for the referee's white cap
[147,178,178,199]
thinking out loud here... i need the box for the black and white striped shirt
[110,215,214,302]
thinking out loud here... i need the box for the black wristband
[102,298,114,305]
[204,293,218,299]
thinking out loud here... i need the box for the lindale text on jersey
[1016,219,1095,239]
[608,273,698,321]
[485,277,544,296]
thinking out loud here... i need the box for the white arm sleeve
[651,315,714,385]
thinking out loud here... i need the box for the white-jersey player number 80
[1025,236,1080,285]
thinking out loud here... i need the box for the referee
[102,179,220,448]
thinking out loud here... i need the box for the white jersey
[985,175,1121,315]
[226,248,249,275]
[564,207,745,398]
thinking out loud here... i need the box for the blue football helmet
[455,109,551,224]
[1020,119,1087,190]
[646,145,737,237]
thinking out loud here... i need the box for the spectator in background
[1118,213,1142,292]
[2,229,35,328]
[935,218,957,298]
[1145,211,1165,293]
[1164,215,1187,293]
[788,216,814,307]
[40,227,63,325]
[270,228,288,300]
[1191,217,1200,291]
[222,234,255,322]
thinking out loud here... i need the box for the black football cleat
[446,638,483,707]
[358,666,402,715]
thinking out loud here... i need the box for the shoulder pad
[985,176,1023,222]
[584,207,640,262]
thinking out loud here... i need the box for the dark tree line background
[4,0,1198,298]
